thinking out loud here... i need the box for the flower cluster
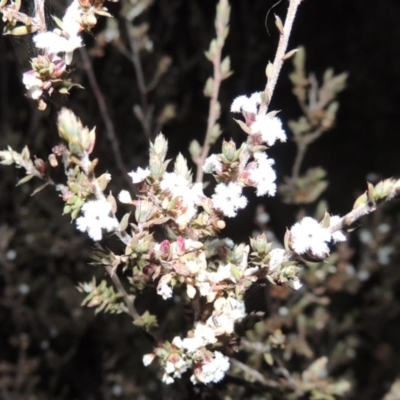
[201,91,287,216]
[2,0,114,109]
[4,0,400,394]
[289,216,346,260]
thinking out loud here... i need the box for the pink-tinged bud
[176,236,186,254]
[169,353,180,364]
[143,264,156,276]
[52,145,64,156]
[160,240,171,258]
[48,154,58,167]
[34,157,46,174]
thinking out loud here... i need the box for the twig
[329,203,376,234]
[259,0,303,115]
[105,265,158,346]
[290,127,324,179]
[291,142,306,179]
[79,48,134,191]
[230,358,278,387]
[33,0,46,32]
[104,265,140,320]
[195,3,227,183]
[124,20,152,138]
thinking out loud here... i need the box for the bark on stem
[259,0,302,116]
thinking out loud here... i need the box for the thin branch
[259,0,303,115]
[79,48,134,191]
[104,265,140,320]
[230,358,278,387]
[195,8,227,183]
[124,20,152,138]
[33,0,46,32]
[105,265,158,346]
[291,142,306,179]
[329,203,376,234]
[291,127,324,179]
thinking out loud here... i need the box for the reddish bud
[160,240,171,258]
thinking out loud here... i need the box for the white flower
[192,322,217,345]
[175,202,197,227]
[162,373,174,384]
[75,199,118,241]
[248,152,277,196]
[212,182,247,217]
[227,297,246,320]
[118,190,132,204]
[157,275,173,299]
[186,284,197,299]
[290,217,332,258]
[33,32,82,64]
[288,279,302,291]
[23,71,43,100]
[329,215,347,243]
[203,154,222,174]
[230,92,262,114]
[250,115,286,146]
[143,353,156,366]
[62,0,82,36]
[128,167,150,183]
[191,182,205,205]
[195,351,230,384]
[268,248,287,272]
[182,336,205,353]
[160,172,191,197]
[208,263,233,283]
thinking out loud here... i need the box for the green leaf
[16,174,34,186]
[31,182,50,196]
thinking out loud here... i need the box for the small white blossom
[195,351,230,384]
[160,172,191,197]
[23,71,43,100]
[191,182,205,205]
[268,248,287,272]
[290,217,332,258]
[75,199,118,241]
[230,92,262,114]
[186,284,197,299]
[203,154,222,174]
[62,0,82,36]
[162,373,174,384]
[288,279,302,291]
[128,167,150,183]
[157,274,173,299]
[118,190,132,204]
[192,322,217,345]
[143,353,156,366]
[182,336,205,353]
[250,115,286,146]
[212,182,247,217]
[208,263,233,283]
[33,32,82,64]
[248,152,277,196]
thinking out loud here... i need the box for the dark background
[1,0,400,399]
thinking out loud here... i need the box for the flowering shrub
[1,0,400,397]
